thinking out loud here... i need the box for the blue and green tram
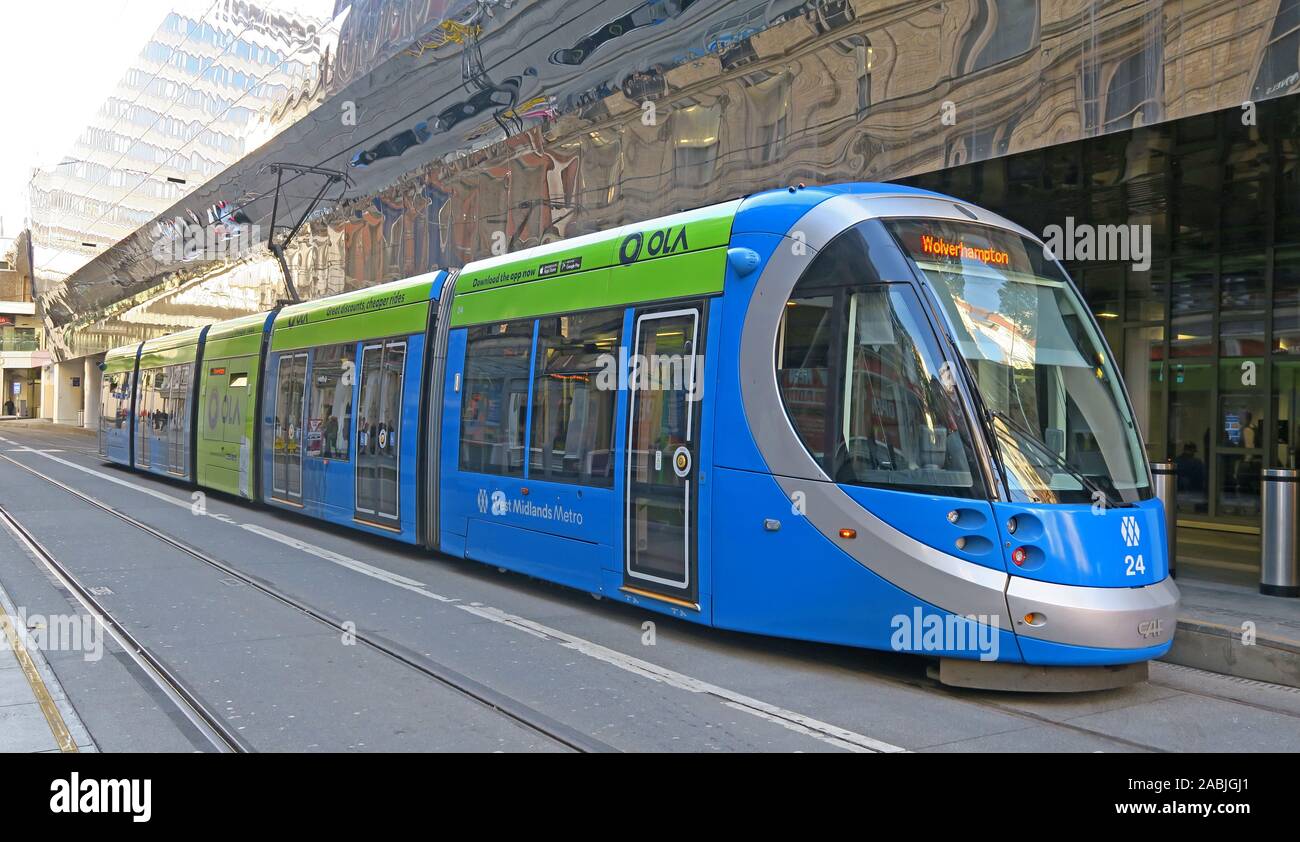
[97,183,1179,688]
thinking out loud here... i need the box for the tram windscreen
[886,219,1149,505]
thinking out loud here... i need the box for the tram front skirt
[932,658,1150,692]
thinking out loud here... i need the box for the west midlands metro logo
[476,488,508,516]
[1121,515,1141,547]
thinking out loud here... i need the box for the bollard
[1260,468,1299,597]
[1151,461,1178,578]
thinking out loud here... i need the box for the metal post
[1260,468,1299,597]
[1151,461,1178,578]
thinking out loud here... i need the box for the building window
[957,0,1039,75]
[746,71,791,164]
[1252,0,1300,100]
[1104,51,1162,131]
[1274,247,1300,354]
[672,105,720,186]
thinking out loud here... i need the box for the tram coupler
[932,658,1149,692]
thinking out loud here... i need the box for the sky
[0,0,191,248]
[0,0,331,254]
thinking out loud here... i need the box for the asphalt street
[2,424,1298,753]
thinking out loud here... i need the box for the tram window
[305,343,355,460]
[100,372,133,433]
[166,362,192,473]
[835,288,978,495]
[777,224,984,498]
[139,369,161,429]
[529,308,622,486]
[460,320,534,476]
[777,297,835,462]
[148,366,174,433]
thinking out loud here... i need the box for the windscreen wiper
[986,409,1126,507]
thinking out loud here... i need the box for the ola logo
[619,225,689,264]
[619,232,643,264]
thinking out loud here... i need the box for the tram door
[166,363,190,475]
[135,371,153,469]
[624,307,701,603]
[272,353,307,502]
[355,340,405,524]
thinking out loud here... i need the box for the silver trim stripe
[1007,576,1180,650]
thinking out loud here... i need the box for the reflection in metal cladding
[34,0,1294,359]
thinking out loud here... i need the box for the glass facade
[28,0,329,348]
[37,0,1293,360]
[904,95,1300,544]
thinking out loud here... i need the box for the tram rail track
[0,502,248,753]
[0,451,614,754]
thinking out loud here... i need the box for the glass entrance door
[624,307,701,600]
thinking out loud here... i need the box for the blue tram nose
[985,497,1178,664]
[991,498,1167,588]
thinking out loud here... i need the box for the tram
[99,183,1179,689]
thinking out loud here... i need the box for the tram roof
[454,200,742,297]
[205,311,273,343]
[139,326,207,354]
[449,200,742,326]
[102,343,140,373]
[274,271,443,329]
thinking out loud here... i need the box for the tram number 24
[1124,554,1146,576]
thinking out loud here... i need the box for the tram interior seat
[585,449,612,478]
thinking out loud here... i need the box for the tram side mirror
[98,362,107,371]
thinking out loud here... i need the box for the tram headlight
[1006,516,1018,534]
